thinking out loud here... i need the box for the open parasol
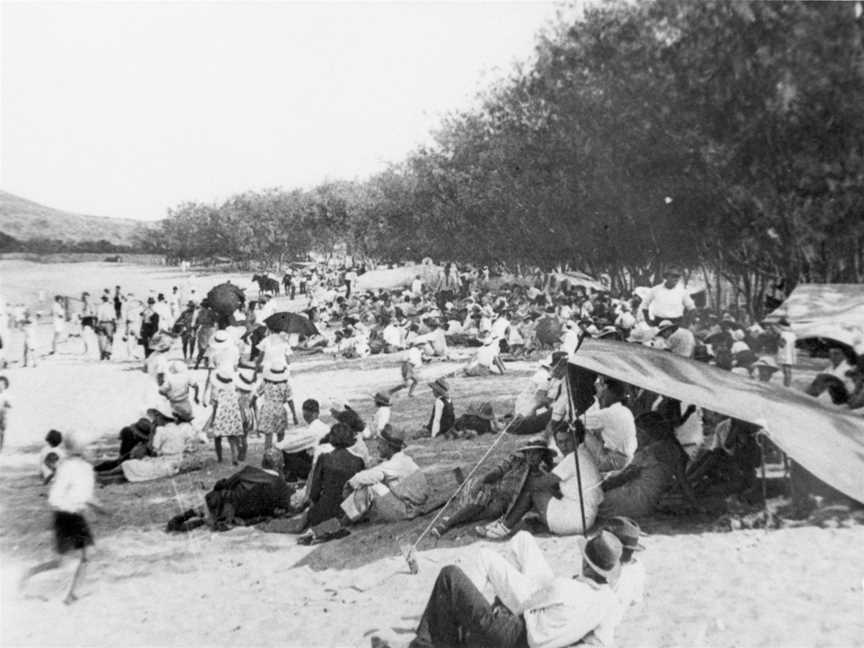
[264,311,319,338]
[202,282,246,317]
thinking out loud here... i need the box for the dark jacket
[306,448,364,526]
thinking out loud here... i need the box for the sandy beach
[1,263,863,648]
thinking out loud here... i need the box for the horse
[252,274,280,296]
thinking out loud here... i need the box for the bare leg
[19,557,63,592]
[228,438,239,466]
[63,550,88,604]
[408,377,418,397]
[286,400,299,426]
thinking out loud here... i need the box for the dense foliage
[146,0,864,316]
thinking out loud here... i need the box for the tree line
[142,0,864,317]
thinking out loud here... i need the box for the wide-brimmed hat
[211,330,231,348]
[753,356,779,372]
[263,363,290,383]
[477,401,495,421]
[602,516,645,553]
[373,391,391,407]
[235,366,258,392]
[516,439,556,460]
[380,424,407,450]
[214,366,235,383]
[429,377,450,396]
[580,530,623,582]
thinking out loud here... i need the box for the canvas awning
[569,338,864,504]
[765,283,864,352]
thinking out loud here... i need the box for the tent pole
[563,352,588,537]
[759,434,769,521]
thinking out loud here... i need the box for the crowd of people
[8,258,861,646]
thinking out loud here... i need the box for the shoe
[475,519,511,540]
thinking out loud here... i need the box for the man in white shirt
[411,275,424,297]
[382,318,405,352]
[50,295,67,354]
[583,377,638,473]
[153,293,173,331]
[401,530,622,648]
[95,295,117,360]
[641,266,695,325]
[773,319,797,387]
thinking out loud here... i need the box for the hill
[0,190,155,246]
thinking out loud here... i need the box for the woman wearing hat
[206,365,244,465]
[256,359,298,453]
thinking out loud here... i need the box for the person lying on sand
[433,440,556,538]
[375,530,623,648]
[477,425,603,540]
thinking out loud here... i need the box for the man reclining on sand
[376,518,646,648]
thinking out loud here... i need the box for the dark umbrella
[264,311,319,338]
[203,282,246,317]
[535,315,563,346]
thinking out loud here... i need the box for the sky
[0,1,564,221]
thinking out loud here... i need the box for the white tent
[765,284,864,352]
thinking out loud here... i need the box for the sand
[1,261,863,648]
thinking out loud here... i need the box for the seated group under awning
[568,338,864,504]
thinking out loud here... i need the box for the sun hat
[429,377,450,396]
[263,361,290,383]
[580,530,623,582]
[516,439,556,460]
[602,516,646,552]
[477,401,495,421]
[211,330,231,347]
[380,424,407,450]
[373,391,392,407]
[235,366,258,392]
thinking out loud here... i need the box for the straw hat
[263,361,290,383]
[516,439,556,461]
[214,366,235,384]
[210,330,231,348]
[235,366,258,392]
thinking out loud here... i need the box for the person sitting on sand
[298,426,429,545]
[463,332,506,376]
[599,412,695,519]
[158,361,200,423]
[477,422,603,540]
[581,377,638,474]
[281,423,365,533]
[450,400,498,439]
[386,530,621,648]
[583,517,647,647]
[433,439,556,538]
[93,413,165,474]
[421,378,455,439]
[39,429,65,483]
[98,415,206,483]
